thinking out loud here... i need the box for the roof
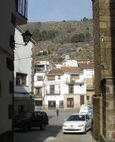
[48,68,64,75]
[78,63,94,69]
[61,67,82,74]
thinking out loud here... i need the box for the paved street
[14,109,97,142]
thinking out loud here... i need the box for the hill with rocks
[21,18,94,63]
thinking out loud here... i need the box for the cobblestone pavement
[14,109,97,142]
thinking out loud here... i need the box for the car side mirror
[86,118,89,121]
[86,115,89,120]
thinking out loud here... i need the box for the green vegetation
[71,33,85,43]
[32,29,58,41]
[21,19,94,62]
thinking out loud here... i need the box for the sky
[28,0,92,22]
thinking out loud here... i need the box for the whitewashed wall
[83,69,94,78]
[14,28,33,96]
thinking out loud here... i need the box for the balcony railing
[16,0,28,19]
[46,93,60,96]
[34,93,42,98]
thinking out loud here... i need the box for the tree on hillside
[32,30,58,42]
[82,17,89,21]
[71,33,85,43]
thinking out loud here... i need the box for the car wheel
[28,123,32,130]
[84,126,87,134]
[40,124,46,130]
[23,124,29,132]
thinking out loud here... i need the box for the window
[35,88,40,94]
[9,35,15,49]
[35,88,42,97]
[80,95,84,105]
[50,85,55,94]
[37,76,43,81]
[48,101,56,108]
[71,74,79,80]
[67,115,85,121]
[6,57,14,71]
[87,96,89,100]
[69,84,74,94]
[16,0,28,18]
[16,73,27,86]
[67,98,74,108]
[80,83,83,87]
[8,105,13,119]
[58,75,60,80]
[35,100,42,106]
[35,65,45,72]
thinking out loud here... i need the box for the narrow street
[14,109,97,142]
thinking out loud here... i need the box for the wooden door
[67,98,74,108]
[80,95,84,105]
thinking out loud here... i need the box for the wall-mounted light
[10,30,32,50]
[16,30,32,46]
[22,30,32,45]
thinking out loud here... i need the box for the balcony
[34,93,42,98]
[15,0,28,25]
[66,78,84,85]
[34,81,44,87]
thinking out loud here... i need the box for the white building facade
[44,66,87,109]
[33,60,94,110]
[14,26,35,114]
[44,68,64,109]
[33,61,51,111]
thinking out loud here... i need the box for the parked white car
[79,105,93,119]
[62,114,92,134]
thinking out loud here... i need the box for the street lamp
[10,30,32,49]
[22,30,32,45]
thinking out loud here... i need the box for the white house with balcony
[33,61,51,111]
[14,26,35,114]
[44,66,87,109]
[33,60,94,110]
[44,68,64,109]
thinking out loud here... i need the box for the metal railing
[16,0,28,19]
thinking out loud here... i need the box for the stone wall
[102,78,115,139]
[92,0,115,141]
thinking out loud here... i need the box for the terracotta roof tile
[61,67,82,73]
[78,63,94,69]
[48,68,64,75]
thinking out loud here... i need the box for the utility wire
[14,56,32,61]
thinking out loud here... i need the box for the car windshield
[67,115,85,121]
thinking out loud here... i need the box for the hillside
[22,19,94,63]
